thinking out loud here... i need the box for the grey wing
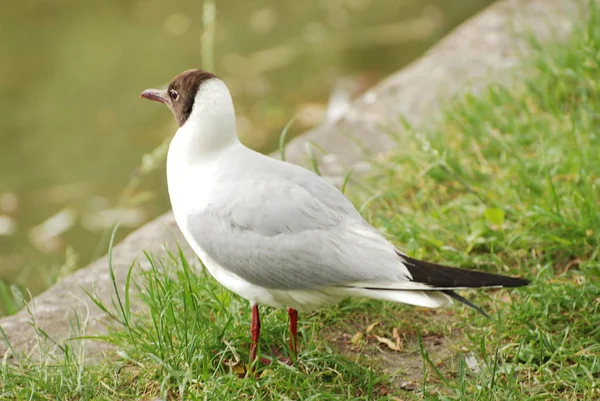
[186,173,411,290]
[216,162,363,235]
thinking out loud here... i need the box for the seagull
[140,69,529,371]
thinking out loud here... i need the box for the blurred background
[0,0,494,315]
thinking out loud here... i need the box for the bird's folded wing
[186,175,412,290]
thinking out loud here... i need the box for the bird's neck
[171,79,239,164]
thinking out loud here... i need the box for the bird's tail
[339,252,529,314]
[400,253,530,289]
[399,252,530,316]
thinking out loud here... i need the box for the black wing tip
[399,253,531,289]
[499,276,530,288]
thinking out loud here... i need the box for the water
[0,0,493,312]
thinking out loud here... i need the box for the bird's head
[140,69,218,127]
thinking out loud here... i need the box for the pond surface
[0,0,493,313]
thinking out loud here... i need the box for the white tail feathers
[343,287,452,308]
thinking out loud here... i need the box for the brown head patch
[167,70,218,126]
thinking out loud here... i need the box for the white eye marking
[169,89,179,101]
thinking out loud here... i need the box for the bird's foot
[269,347,295,366]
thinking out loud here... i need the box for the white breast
[165,128,348,311]
[166,135,279,307]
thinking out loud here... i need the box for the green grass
[0,281,20,316]
[2,7,600,401]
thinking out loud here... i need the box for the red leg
[287,307,299,357]
[249,304,260,373]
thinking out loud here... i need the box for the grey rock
[285,0,580,176]
[0,0,582,359]
[0,214,193,358]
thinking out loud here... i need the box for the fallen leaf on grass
[223,340,241,367]
[350,331,364,346]
[562,257,584,274]
[366,321,380,333]
[399,380,416,391]
[392,328,403,350]
[464,352,481,373]
[231,364,246,376]
[374,335,402,352]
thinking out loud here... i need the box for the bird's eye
[169,89,179,101]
